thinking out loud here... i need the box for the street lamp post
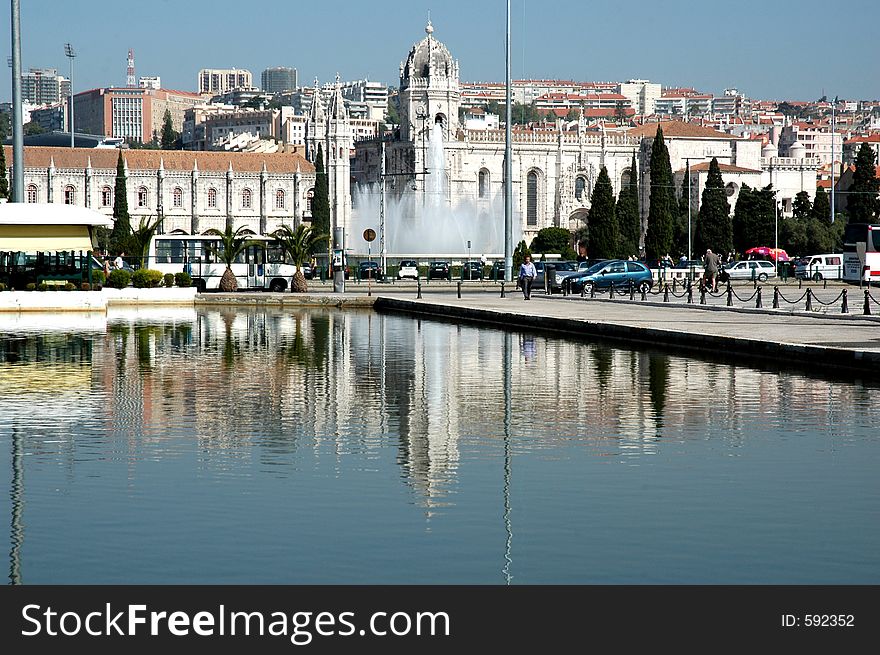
[64,43,76,149]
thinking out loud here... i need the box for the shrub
[64,282,76,291]
[131,268,164,289]
[37,282,47,291]
[80,282,91,291]
[93,284,103,291]
[175,271,193,287]
[26,282,36,291]
[0,282,5,291]
[163,273,175,288]
[92,270,106,286]
[107,269,131,289]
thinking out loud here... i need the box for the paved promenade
[368,288,880,373]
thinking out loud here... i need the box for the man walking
[703,248,722,292]
[519,254,537,300]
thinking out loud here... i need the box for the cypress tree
[109,150,131,254]
[587,166,618,259]
[694,158,732,255]
[846,143,880,223]
[616,153,641,258]
[311,144,331,253]
[160,109,177,150]
[732,184,753,254]
[673,164,690,257]
[792,190,812,219]
[812,186,831,225]
[0,145,8,200]
[644,126,674,261]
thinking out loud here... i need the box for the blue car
[567,260,653,295]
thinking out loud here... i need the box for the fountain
[351,123,520,256]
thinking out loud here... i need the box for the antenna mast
[127,49,136,87]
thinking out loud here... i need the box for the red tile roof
[626,121,738,140]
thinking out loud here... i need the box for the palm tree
[128,215,164,268]
[272,223,328,292]
[204,225,253,292]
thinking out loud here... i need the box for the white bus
[148,234,299,292]
[842,223,880,284]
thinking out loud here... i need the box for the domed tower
[399,21,461,146]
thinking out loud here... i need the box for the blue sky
[2,0,878,102]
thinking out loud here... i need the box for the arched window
[137,187,148,208]
[207,187,217,209]
[172,187,183,208]
[306,188,314,212]
[276,189,286,210]
[101,186,112,207]
[241,188,252,209]
[64,185,76,205]
[26,184,38,203]
[575,176,587,201]
[478,169,489,199]
[621,168,634,189]
[526,171,539,226]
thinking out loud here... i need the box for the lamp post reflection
[502,331,513,584]
[9,426,23,585]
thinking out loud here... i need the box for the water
[1,307,879,584]
[351,122,522,255]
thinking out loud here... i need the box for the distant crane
[127,48,135,87]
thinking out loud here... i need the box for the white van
[794,254,843,281]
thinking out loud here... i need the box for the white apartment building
[139,77,161,90]
[21,68,70,105]
[655,89,712,117]
[617,80,661,116]
[778,121,838,165]
[198,68,253,95]
[341,80,389,122]
[463,107,500,130]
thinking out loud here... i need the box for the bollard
[672,278,677,293]
[753,277,757,290]
[562,279,568,297]
[727,283,733,307]
[798,278,802,290]
[417,278,422,299]
[580,284,585,298]
[773,286,779,309]
[663,284,669,303]
[629,281,635,301]
[805,288,813,312]
[687,280,693,304]
[823,278,827,290]
[841,288,848,314]
[641,286,647,301]
[756,286,762,308]
[500,281,506,298]
[457,281,461,299]
[865,290,871,315]
[591,284,596,299]
[609,282,614,300]
[700,287,706,305]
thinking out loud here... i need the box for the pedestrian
[113,251,125,270]
[703,248,721,292]
[518,254,537,300]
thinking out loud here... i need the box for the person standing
[703,248,722,292]
[518,255,537,300]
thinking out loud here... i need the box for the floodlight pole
[10,0,25,201]
[503,0,513,281]
[65,43,76,148]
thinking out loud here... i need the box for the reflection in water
[1,308,879,584]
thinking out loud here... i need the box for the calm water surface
[1,307,878,584]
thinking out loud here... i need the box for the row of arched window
[24,184,314,211]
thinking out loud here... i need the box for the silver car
[724,260,776,282]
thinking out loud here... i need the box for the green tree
[792,190,812,219]
[272,223,329,292]
[0,111,9,142]
[614,101,629,125]
[673,165,690,257]
[109,151,132,255]
[812,186,831,224]
[694,158,732,254]
[385,97,400,125]
[0,144,8,200]
[530,227,575,259]
[160,109,179,150]
[587,166,618,259]
[129,216,165,268]
[616,153,641,258]
[204,225,254,292]
[311,144,331,254]
[644,125,675,261]
[733,184,775,252]
[23,121,44,135]
[846,143,880,223]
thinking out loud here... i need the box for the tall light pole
[830,98,836,223]
[379,136,386,274]
[10,0,25,202]
[503,0,513,281]
[64,43,76,148]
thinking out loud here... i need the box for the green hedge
[131,269,164,288]
[107,269,131,289]
[174,271,192,287]
[92,270,106,286]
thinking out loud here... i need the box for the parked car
[577,258,609,271]
[489,261,506,280]
[568,260,653,295]
[301,262,314,280]
[428,261,451,281]
[461,261,483,280]
[358,260,384,280]
[794,254,843,281]
[724,259,776,282]
[541,261,580,293]
[397,259,419,280]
